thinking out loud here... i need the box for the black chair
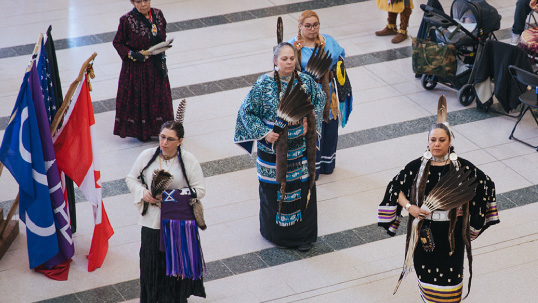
[507,65,538,151]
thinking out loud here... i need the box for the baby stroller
[417,0,501,106]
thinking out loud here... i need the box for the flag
[0,64,59,269]
[44,25,64,118]
[32,48,75,280]
[44,25,77,233]
[52,73,114,272]
[37,39,56,124]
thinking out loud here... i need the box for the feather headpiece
[304,43,332,81]
[273,72,314,134]
[273,17,284,51]
[175,98,187,124]
[277,17,283,45]
[436,95,455,139]
[393,166,477,294]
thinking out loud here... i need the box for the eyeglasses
[133,0,150,4]
[159,135,179,142]
[301,23,320,30]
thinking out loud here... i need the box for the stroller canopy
[451,0,500,37]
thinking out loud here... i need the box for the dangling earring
[423,146,432,160]
[448,145,459,170]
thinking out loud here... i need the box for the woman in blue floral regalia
[234,42,325,252]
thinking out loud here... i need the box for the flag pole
[26,34,43,73]
[51,52,97,134]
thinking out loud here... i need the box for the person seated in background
[511,0,538,45]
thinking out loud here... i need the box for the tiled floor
[1,0,538,302]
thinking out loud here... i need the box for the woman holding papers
[113,0,173,141]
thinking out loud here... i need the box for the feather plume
[437,95,447,124]
[394,166,477,294]
[277,17,283,44]
[304,43,332,80]
[175,99,187,124]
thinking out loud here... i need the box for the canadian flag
[52,74,114,271]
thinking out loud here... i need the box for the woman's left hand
[409,205,430,220]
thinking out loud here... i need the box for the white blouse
[126,147,206,229]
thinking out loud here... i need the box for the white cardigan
[126,147,206,229]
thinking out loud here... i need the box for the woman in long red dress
[113,0,173,141]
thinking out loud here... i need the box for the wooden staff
[51,52,97,134]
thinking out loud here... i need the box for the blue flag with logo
[0,64,59,269]
[31,55,75,273]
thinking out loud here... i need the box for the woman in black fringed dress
[378,120,500,302]
[113,0,173,141]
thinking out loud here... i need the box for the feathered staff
[304,43,332,81]
[393,166,478,294]
[304,44,332,121]
[141,169,174,215]
[274,73,316,223]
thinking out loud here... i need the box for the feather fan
[393,166,478,294]
[141,169,174,215]
[141,38,174,56]
[273,73,314,134]
[304,43,332,80]
[175,98,187,124]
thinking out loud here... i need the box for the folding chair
[507,65,538,151]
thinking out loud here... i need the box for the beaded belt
[424,210,450,221]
